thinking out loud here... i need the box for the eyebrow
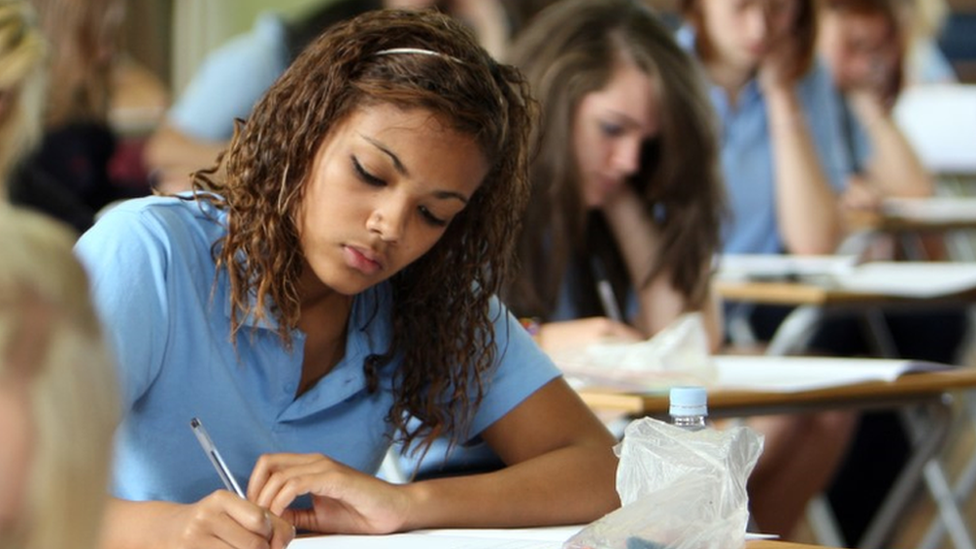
[360,134,470,205]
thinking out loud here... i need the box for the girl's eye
[352,156,386,187]
[419,206,447,227]
[600,122,624,137]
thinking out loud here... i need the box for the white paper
[834,261,976,297]
[713,355,948,392]
[291,533,561,549]
[718,254,976,298]
[290,527,776,548]
[882,197,976,224]
[717,253,858,282]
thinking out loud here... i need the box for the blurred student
[76,10,619,549]
[0,204,119,549]
[144,0,513,193]
[818,0,932,211]
[677,0,858,538]
[7,0,149,235]
[506,0,724,353]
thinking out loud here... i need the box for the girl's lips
[343,245,382,275]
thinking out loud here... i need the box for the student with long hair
[8,0,146,234]
[76,9,619,549]
[504,0,725,352]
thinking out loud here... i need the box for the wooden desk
[580,367,976,549]
[748,541,839,549]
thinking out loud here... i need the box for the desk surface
[716,277,976,306]
[579,367,976,416]
[748,541,837,549]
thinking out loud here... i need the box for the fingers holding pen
[173,490,295,549]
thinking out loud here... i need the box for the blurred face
[700,0,800,70]
[819,10,899,91]
[0,373,32,534]
[297,104,487,297]
[573,63,660,209]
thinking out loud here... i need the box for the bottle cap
[669,386,708,416]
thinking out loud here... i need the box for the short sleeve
[167,13,289,141]
[74,204,172,412]
[465,296,562,438]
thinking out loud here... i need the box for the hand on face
[758,31,801,93]
[248,453,412,535]
[162,490,295,549]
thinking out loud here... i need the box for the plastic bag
[564,417,764,549]
[555,312,718,391]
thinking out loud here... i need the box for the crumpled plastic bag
[563,417,764,549]
[555,313,717,391]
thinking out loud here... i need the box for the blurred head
[30,0,125,126]
[818,0,903,97]
[0,205,118,549]
[507,0,723,316]
[0,0,45,186]
[682,0,817,80]
[196,8,534,450]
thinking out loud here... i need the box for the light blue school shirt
[676,27,851,254]
[74,196,560,504]
[169,13,289,141]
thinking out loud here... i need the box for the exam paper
[290,528,777,548]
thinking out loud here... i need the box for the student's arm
[248,378,619,533]
[761,48,842,255]
[847,89,933,199]
[144,123,227,194]
[100,494,294,549]
[601,184,723,350]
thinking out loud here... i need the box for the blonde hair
[0,205,118,549]
[0,0,46,188]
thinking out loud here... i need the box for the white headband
[374,47,462,64]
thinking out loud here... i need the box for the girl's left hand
[248,453,412,535]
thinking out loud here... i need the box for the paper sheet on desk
[833,262,976,298]
[717,254,858,282]
[288,527,777,548]
[882,197,976,224]
[713,355,950,392]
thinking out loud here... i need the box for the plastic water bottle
[669,386,708,431]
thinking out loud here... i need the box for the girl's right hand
[161,490,295,549]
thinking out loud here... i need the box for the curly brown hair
[191,9,535,454]
[506,0,724,319]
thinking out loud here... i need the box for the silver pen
[190,417,245,497]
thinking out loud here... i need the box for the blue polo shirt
[75,196,560,503]
[676,26,850,254]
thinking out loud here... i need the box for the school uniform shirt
[676,26,851,254]
[74,195,560,504]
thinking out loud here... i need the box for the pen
[591,257,624,323]
[190,417,245,497]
